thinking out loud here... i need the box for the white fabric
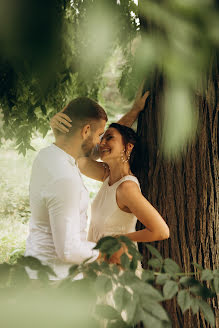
[88,175,141,243]
[88,174,142,275]
[89,175,142,326]
[25,144,99,280]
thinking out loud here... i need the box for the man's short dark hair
[61,97,107,136]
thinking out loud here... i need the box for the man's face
[81,119,106,156]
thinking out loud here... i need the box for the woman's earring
[121,149,130,163]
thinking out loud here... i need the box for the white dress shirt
[25,144,99,279]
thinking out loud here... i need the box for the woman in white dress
[78,123,170,264]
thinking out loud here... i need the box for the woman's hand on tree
[131,89,150,114]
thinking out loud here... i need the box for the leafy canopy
[0,0,218,155]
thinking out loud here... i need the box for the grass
[0,135,101,264]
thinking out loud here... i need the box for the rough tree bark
[136,57,218,327]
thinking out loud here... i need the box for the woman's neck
[107,160,132,185]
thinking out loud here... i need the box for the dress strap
[116,175,141,190]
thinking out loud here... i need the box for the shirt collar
[51,143,77,167]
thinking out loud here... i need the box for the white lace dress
[88,174,142,276]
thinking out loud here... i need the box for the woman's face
[99,128,125,162]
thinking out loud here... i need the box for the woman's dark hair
[109,123,142,180]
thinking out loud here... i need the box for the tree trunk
[136,57,218,327]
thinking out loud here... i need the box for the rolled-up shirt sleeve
[46,177,99,264]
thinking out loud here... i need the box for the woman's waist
[89,223,137,242]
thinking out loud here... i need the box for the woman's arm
[116,181,170,242]
[117,88,150,127]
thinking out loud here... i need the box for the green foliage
[0,0,138,154]
[0,0,218,155]
[0,238,217,328]
[119,0,219,156]
[0,146,30,263]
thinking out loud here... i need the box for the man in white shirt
[25,97,107,279]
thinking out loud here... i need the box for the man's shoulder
[32,145,79,180]
[36,144,57,158]
[33,145,54,162]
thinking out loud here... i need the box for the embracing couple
[25,90,169,280]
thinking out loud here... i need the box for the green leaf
[133,282,163,302]
[95,275,113,296]
[145,244,163,261]
[198,299,215,327]
[179,276,197,287]
[41,105,47,115]
[28,145,36,151]
[18,256,56,277]
[94,236,119,250]
[40,264,57,277]
[201,269,214,281]
[68,264,79,275]
[192,263,203,271]
[89,261,100,272]
[164,258,182,274]
[99,261,112,275]
[82,257,93,264]
[177,290,191,313]
[156,274,170,285]
[18,256,44,270]
[141,310,165,328]
[148,258,162,269]
[83,266,97,280]
[120,253,130,269]
[190,297,199,314]
[142,270,155,283]
[163,280,178,300]
[95,305,121,321]
[119,271,140,286]
[118,235,133,247]
[126,294,138,324]
[190,282,215,299]
[112,264,120,275]
[141,299,170,322]
[113,287,131,312]
[213,277,219,293]
[94,236,121,256]
[130,256,138,271]
[37,270,49,283]
[113,287,124,312]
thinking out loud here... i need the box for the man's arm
[47,177,99,263]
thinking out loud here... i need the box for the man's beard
[81,136,95,157]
